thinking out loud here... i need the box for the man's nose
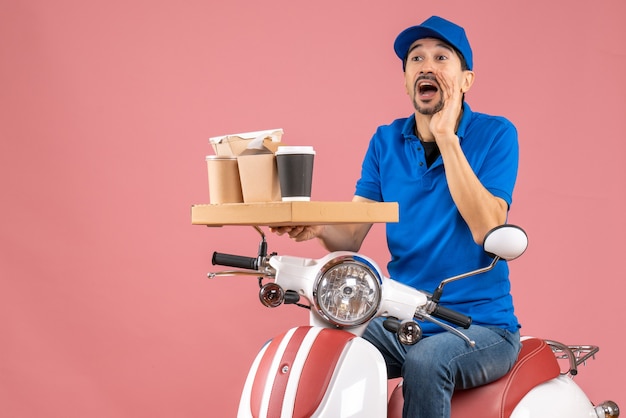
[419,57,435,73]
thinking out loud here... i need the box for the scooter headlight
[312,255,382,327]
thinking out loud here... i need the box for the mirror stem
[431,256,500,303]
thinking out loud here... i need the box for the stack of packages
[206,129,284,204]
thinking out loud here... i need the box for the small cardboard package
[209,129,283,203]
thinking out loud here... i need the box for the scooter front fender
[238,326,387,418]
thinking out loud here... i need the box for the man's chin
[413,101,443,116]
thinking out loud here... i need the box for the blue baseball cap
[394,16,473,71]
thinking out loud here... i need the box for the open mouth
[416,78,439,99]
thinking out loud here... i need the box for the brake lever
[416,312,476,347]
[207,270,267,279]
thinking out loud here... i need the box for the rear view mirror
[483,225,528,261]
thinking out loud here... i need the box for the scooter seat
[387,337,561,418]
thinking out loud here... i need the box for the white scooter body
[511,375,600,418]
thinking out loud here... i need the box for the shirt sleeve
[354,130,383,202]
[472,117,519,208]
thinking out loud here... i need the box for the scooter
[207,224,620,418]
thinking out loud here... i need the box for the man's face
[404,37,471,115]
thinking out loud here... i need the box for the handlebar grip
[212,252,258,270]
[431,305,472,329]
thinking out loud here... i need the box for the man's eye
[437,55,448,61]
[410,56,423,62]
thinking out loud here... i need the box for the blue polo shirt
[355,103,520,335]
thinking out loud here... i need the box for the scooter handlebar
[212,252,258,270]
[431,305,472,329]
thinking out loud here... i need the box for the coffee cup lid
[206,155,237,160]
[275,146,316,155]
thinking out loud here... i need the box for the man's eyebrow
[407,41,454,56]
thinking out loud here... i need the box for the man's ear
[461,70,475,93]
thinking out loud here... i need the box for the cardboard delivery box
[209,129,283,203]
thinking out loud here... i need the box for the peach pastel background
[1,0,624,416]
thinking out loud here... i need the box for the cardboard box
[191,201,399,226]
[209,129,283,203]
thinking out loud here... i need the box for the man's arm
[269,195,374,252]
[437,137,508,244]
[430,71,508,244]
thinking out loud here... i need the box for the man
[271,16,521,418]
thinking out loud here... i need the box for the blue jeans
[362,317,521,418]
